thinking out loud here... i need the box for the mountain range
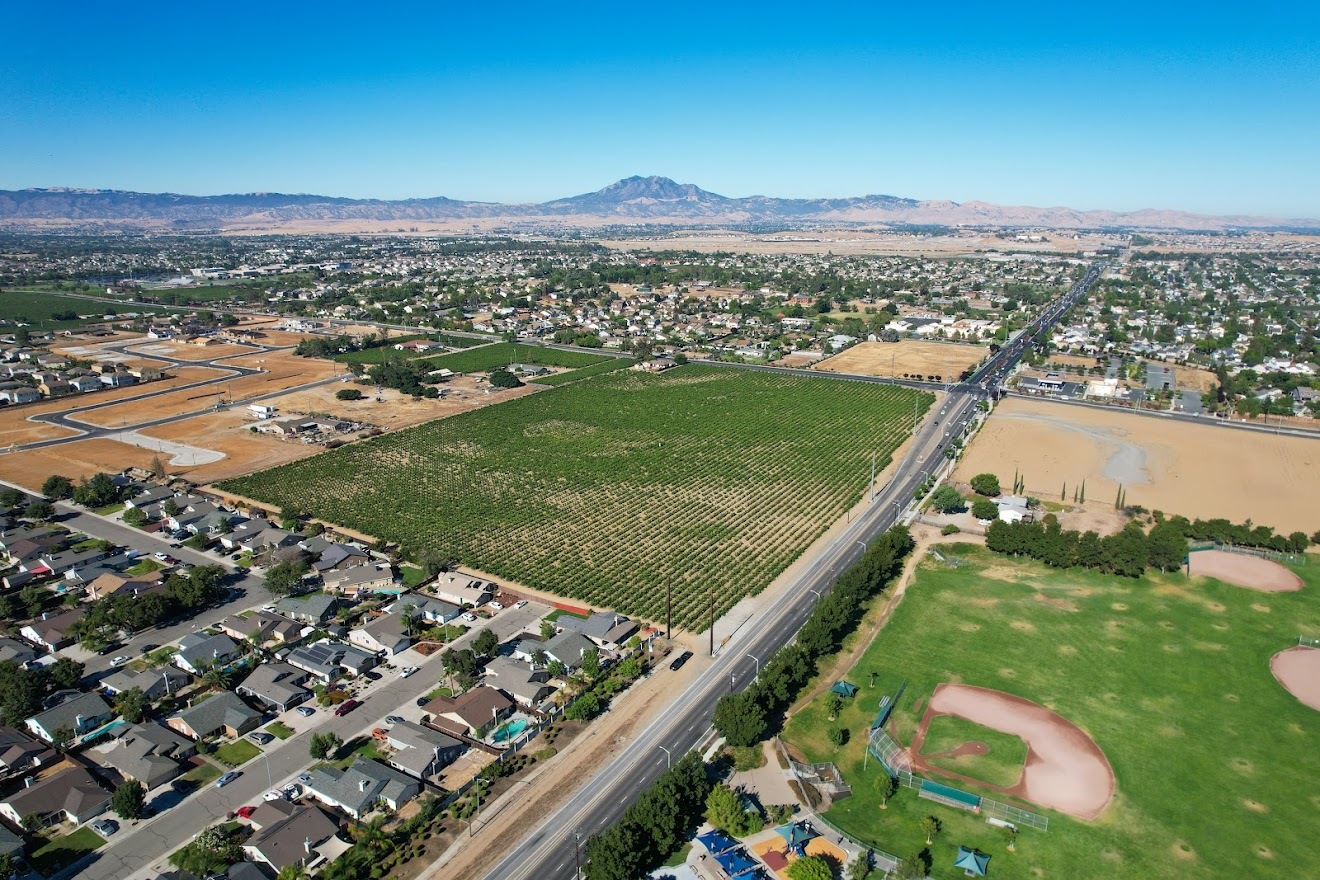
[0,176,1312,232]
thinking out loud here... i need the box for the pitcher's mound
[1271,646,1320,711]
[1188,550,1302,593]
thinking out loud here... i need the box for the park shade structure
[954,846,990,876]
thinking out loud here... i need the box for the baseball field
[783,542,1320,878]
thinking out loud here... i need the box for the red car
[334,699,361,717]
[236,805,257,819]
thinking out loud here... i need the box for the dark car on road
[334,699,361,717]
[669,650,693,671]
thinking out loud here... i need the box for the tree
[114,686,149,723]
[150,454,167,479]
[309,731,342,760]
[826,693,843,720]
[47,657,84,689]
[581,647,601,680]
[876,772,898,809]
[971,498,999,521]
[473,628,498,659]
[41,474,73,499]
[0,488,24,508]
[564,691,601,721]
[488,369,523,389]
[277,865,309,880]
[168,824,241,876]
[24,500,54,521]
[970,473,1001,496]
[1004,825,1019,852]
[787,855,835,880]
[894,854,928,879]
[713,690,767,748]
[827,727,847,749]
[122,506,148,527]
[51,724,75,750]
[73,472,121,508]
[264,560,310,597]
[846,853,874,880]
[112,779,147,819]
[336,388,365,401]
[920,815,942,846]
[540,619,556,640]
[202,666,232,691]
[0,851,16,880]
[705,783,755,836]
[930,485,964,514]
[19,584,45,617]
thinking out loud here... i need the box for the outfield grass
[29,826,105,875]
[782,544,1320,878]
[918,715,1027,789]
[221,366,931,627]
[213,739,262,766]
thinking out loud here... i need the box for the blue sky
[2,1,1317,216]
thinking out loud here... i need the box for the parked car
[90,819,118,836]
[334,699,360,717]
[152,552,170,562]
[400,666,419,678]
[669,650,693,671]
[371,727,390,740]
[461,612,478,623]
[236,805,257,819]
[488,601,504,611]
[385,715,405,725]
[297,773,313,785]
[262,789,286,802]
[416,696,430,707]
[247,731,274,746]
[110,655,130,667]
[139,643,160,654]
[282,783,301,799]
[514,600,527,609]
[364,671,382,682]
[261,605,277,614]
[215,771,241,788]
[295,706,316,718]
[96,642,123,656]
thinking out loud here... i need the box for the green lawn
[545,609,588,623]
[918,715,1027,789]
[662,842,692,868]
[265,721,295,740]
[221,365,931,627]
[94,502,126,515]
[783,544,1320,878]
[29,826,106,876]
[399,564,430,588]
[333,739,387,769]
[213,739,262,767]
[125,558,164,575]
[178,760,222,787]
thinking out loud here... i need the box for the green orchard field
[0,289,175,328]
[220,365,931,627]
[783,543,1320,879]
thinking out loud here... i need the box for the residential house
[101,667,189,701]
[0,726,56,776]
[557,611,638,649]
[995,495,1034,524]
[304,759,420,819]
[243,803,339,872]
[235,663,312,712]
[90,722,194,789]
[0,766,110,828]
[99,372,137,388]
[482,657,556,708]
[323,564,395,598]
[167,691,263,740]
[0,637,37,667]
[86,571,165,602]
[0,385,40,405]
[173,632,242,674]
[68,375,101,393]
[274,593,339,625]
[286,640,377,682]
[430,572,494,607]
[384,720,465,779]
[388,593,460,625]
[219,611,303,646]
[26,692,113,743]
[348,613,411,657]
[23,546,110,578]
[310,543,369,574]
[541,631,597,672]
[424,686,514,739]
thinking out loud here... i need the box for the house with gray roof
[389,593,460,624]
[311,544,370,574]
[90,722,194,789]
[26,692,113,743]
[236,663,312,712]
[219,611,303,646]
[349,612,411,657]
[483,657,557,708]
[102,667,190,701]
[304,759,420,819]
[0,637,37,667]
[243,804,339,872]
[541,631,597,671]
[383,720,466,779]
[20,608,85,651]
[323,564,395,598]
[287,640,377,682]
[0,726,56,775]
[167,691,262,740]
[557,611,638,648]
[275,592,339,624]
[0,765,110,828]
[174,632,242,674]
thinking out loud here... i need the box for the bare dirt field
[909,683,1115,820]
[1188,550,1304,592]
[815,340,987,381]
[261,376,541,432]
[127,341,259,361]
[0,438,169,489]
[1176,366,1219,394]
[955,396,1320,533]
[1270,646,1320,711]
[139,412,325,484]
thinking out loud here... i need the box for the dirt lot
[0,438,170,489]
[909,683,1115,820]
[139,411,327,484]
[262,376,541,432]
[1176,365,1219,394]
[127,341,258,361]
[956,397,1320,533]
[815,340,988,380]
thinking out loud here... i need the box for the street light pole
[658,745,671,769]
[573,829,582,880]
[747,654,759,679]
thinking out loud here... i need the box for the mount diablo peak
[544,176,733,215]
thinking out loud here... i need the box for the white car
[514,600,527,609]
[488,601,504,611]
[461,612,478,623]
[401,666,419,678]
[152,552,170,562]
[261,605,276,614]
[110,656,130,667]
[262,789,287,802]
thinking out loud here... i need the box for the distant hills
[0,176,1312,232]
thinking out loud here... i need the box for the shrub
[941,524,961,535]
[336,388,365,401]
[970,473,1001,496]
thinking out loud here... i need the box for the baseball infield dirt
[910,683,1115,820]
[1188,550,1304,593]
[1270,647,1320,711]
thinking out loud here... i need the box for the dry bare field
[127,341,258,361]
[139,412,325,484]
[816,340,988,380]
[261,376,541,432]
[0,438,168,489]
[955,396,1320,533]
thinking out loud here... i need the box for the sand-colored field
[0,438,173,490]
[910,683,1115,820]
[139,412,325,484]
[0,420,80,446]
[127,341,258,361]
[1270,647,1320,711]
[1188,549,1303,592]
[1177,366,1219,394]
[816,340,987,381]
[261,376,541,432]
[955,397,1320,533]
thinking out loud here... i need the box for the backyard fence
[1299,636,1320,649]
[1188,541,1307,566]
